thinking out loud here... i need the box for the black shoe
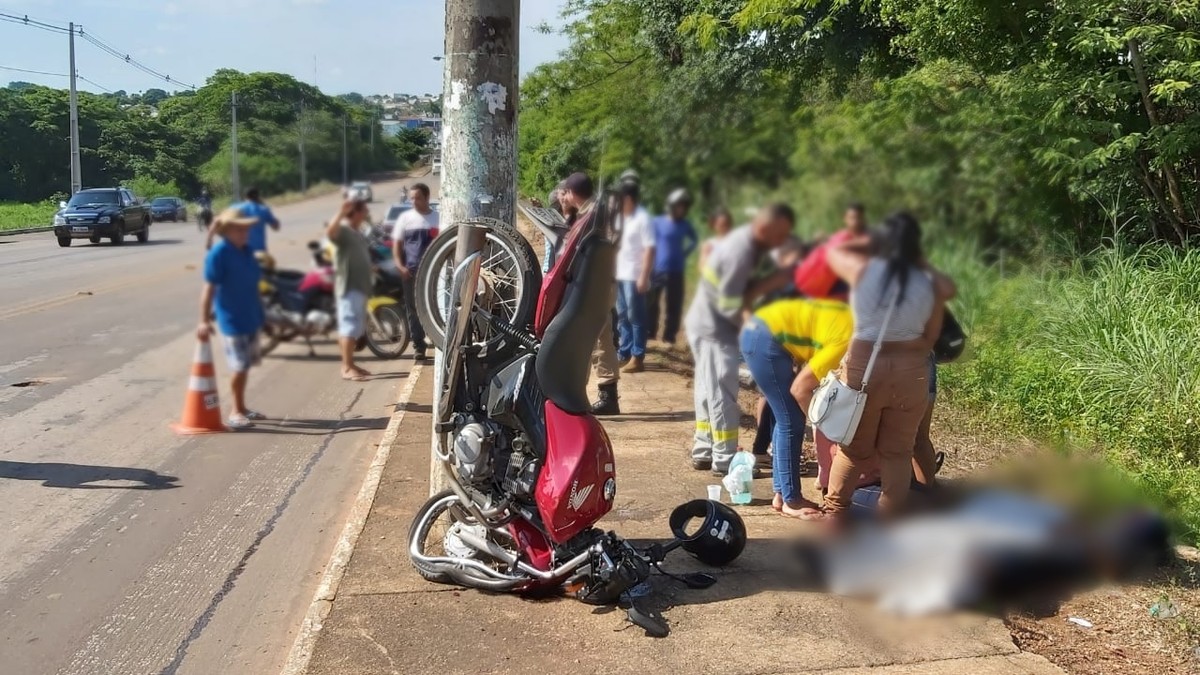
[590,383,620,415]
[754,454,772,477]
[692,458,712,471]
[934,451,945,475]
[414,350,428,362]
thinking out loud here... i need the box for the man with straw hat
[197,207,268,429]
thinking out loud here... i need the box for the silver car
[345,181,373,202]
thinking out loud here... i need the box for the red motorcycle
[408,191,747,636]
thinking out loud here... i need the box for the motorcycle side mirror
[679,572,717,589]
[626,604,669,638]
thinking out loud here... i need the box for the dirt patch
[1004,556,1200,674]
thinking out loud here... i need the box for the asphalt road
[0,176,436,675]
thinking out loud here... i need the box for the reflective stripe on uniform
[701,265,742,312]
[711,428,738,442]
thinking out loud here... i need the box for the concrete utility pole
[341,113,349,185]
[430,0,520,495]
[67,22,81,194]
[297,99,308,192]
[231,91,241,199]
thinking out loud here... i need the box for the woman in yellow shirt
[740,297,852,519]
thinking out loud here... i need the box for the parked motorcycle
[409,192,747,637]
[256,243,337,356]
[257,237,410,359]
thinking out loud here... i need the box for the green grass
[0,200,60,230]
[935,242,1200,543]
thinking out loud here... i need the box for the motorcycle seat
[535,233,615,414]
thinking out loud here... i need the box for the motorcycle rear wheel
[414,219,540,365]
[365,303,410,359]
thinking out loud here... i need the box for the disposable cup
[706,484,722,501]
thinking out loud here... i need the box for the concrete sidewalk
[301,360,1062,675]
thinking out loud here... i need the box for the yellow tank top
[753,298,854,379]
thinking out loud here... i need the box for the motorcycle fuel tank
[534,402,617,544]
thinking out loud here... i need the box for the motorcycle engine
[500,433,540,499]
[303,310,334,334]
[454,421,496,485]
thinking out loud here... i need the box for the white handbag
[808,288,899,445]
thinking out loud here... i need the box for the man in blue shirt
[198,207,267,429]
[648,188,698,345]
[206,186,280,253]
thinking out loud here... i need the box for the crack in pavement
[157,388,366,675]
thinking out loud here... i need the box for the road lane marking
[0,266,193,322]
[280,363,425,675]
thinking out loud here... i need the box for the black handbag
[934,308,966,364]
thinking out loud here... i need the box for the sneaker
[243,410,267,421]
[227,413,254,430]
[711,467,729,478]
[692,458,712,471]
[414,350,428,363]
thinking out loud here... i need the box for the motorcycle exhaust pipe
[454,528,597,582]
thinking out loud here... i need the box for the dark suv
[53,188,152,247]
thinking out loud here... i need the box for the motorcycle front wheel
[414,218,541,365]
[408,490,531,592]
[365,303,410,359]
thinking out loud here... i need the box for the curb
[0,226,53,237]
[279,363,424,675]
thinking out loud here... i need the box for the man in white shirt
[391,183,440,361]
[614,181,655,373]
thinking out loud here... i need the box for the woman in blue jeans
[740,298,853,519]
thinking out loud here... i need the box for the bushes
[126,176,182,201]
[0,200,60,230]
[939,244,1200,541]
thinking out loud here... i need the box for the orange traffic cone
[171,335,228,434]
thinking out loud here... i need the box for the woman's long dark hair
[879,211,924,306]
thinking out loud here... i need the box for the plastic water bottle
[723,452,755,505]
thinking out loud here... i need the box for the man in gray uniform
[686,203,796,474]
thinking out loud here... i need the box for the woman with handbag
[740,297,853,519]
[814,212,956,521]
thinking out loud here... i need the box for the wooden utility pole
[430,0,520,495]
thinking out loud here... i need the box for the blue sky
[0,0,570,95]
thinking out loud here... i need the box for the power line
[0,11,195,90]
[0,64,66,77]
[0,11,70,34]
[78,30,196,90]
[77,74,113,93]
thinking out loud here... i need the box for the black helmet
[668,499,747,567]
[934,308,966,364]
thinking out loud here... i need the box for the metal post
[342,113,349,186]
[231,91,241,198]
[298,99,308,192]
[430,0,520,495]
[67,22,81,195]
